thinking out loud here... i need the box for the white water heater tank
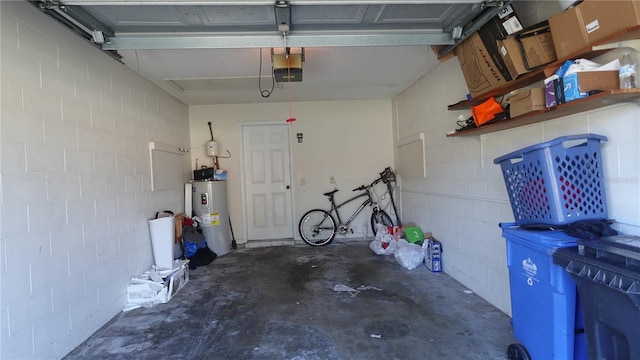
[192,180,231,256]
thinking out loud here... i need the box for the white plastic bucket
[147,215,175,270]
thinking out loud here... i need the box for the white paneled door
[242,124,293,240]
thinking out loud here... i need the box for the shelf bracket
[592,39,640,52]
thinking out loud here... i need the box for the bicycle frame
[327,189,375,229]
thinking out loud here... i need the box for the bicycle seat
[323,189,339,197]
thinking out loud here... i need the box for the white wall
[189,100,395,243]
[0,2,190,358]
[393,49,640,315]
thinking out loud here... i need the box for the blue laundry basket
[494,134,608,226]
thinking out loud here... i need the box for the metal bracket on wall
[29,0,122,61]
[438,0,512,59]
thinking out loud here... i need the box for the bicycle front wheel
[299,209,336,246]
[370,209,394,235]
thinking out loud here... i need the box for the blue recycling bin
[501,223,587,360]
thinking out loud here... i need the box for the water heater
[192,180,231,256]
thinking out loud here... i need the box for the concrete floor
[64,241,517,359]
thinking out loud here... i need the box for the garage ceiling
[33,0,505,105]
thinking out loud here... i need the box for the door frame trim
[239,121,296,242]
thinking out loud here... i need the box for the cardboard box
[507,88,546,118]
[562,70,620,102]
[579,0,640,45]
[457,32,511,97]
[456,4,523,96]
[125,260,190,308]
[549,4,589,60]
[498,37,530,79]
[517,22,557,69]
[550,0,640,60]
[424,238,442,272]
[166,260,189,299]
[431,45,455,63]
[476,4,521,82]
[487,4,524,39]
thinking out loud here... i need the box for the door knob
[286,185,290,189]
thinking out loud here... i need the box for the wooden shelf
[448,25,640,111]
[447,89,640,137]
[446,26,640,137]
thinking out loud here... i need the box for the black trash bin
[553,235,640,360]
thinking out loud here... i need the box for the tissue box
[213,169,227,181]
[544,77,560,108]
[425,239,442,272]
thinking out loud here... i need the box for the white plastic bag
[369,234,396,255]
[374,223,389,238]
[370,223,396,255]
[394,239,425,270]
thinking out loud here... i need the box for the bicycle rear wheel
[299,209,336,246]
[370,209,393,235]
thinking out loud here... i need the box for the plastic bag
[182,226,207,258]
[369,223,397,255]
[369,234,396,255]
[394,239,425,270]
[374,223,389,238]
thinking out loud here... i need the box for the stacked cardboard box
[550,0,640,59]
[457,5,522,97]
[498,21,558,80]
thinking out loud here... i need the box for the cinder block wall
[0,2,190,358]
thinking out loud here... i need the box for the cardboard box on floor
[425,238,442,272]
[550,0,640,59]
[124,260,190,311]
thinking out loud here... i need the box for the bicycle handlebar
[352,176,383,192]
